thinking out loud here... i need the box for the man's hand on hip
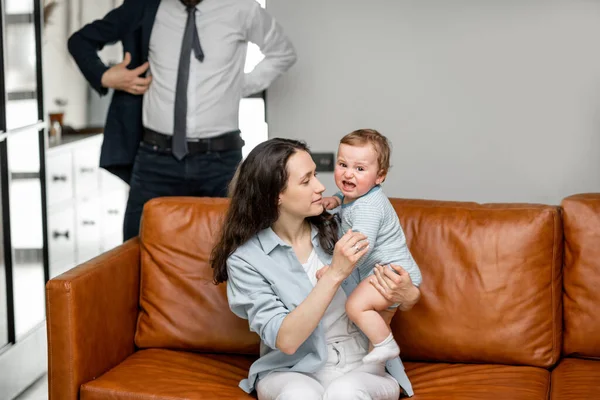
[101,52,152,95]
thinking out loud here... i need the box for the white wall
[266,0,600,204]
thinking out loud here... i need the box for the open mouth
[342,180,356,191]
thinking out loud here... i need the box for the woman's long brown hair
[211,138,338,284]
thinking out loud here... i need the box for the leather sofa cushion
[81,351,552,400]
[135,197,260,355]
[561,193,600,358]
[389,199,563,368]
[80,349,256,399]
[405,361,550,399]
[550,358,600,400]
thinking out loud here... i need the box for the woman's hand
[276,230,367,355]
[370,264,421,311]
[327,229,368,282]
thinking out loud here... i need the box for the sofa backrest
[561,194,600,359]
[134,197,260,355]
[134,196,564,368]
[389,199,563,368]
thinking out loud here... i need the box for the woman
[211,138,420,399]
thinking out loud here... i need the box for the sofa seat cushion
[80,349,256,400]
[550,358,600,400]
[405,362,550,399]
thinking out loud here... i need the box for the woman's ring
[353,244,359,253]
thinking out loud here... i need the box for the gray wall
[266,0,600,204]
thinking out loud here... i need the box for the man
[68,0,296,240]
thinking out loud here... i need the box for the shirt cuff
[261,312,287,350]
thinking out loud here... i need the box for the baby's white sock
[362,333,400,364]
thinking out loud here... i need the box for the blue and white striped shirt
[336,185,422,286]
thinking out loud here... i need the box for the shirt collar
[341,185,381,208]
[257,225,319,254]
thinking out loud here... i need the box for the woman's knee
[323,373,400,400]
[257,373,323,400]
[323,382,369,400]
[276,390,322,400]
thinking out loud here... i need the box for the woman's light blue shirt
[226,226,414,396]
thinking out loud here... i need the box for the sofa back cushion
[134,197,259,355]
[134,196,564,367]
[561,194,600,358]
[389,199,563,368]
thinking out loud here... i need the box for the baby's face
[334,143,384,203]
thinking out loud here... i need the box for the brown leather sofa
[46,194,600,399]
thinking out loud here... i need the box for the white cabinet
[73,145,101,199]
[48,207,76,277]
[46,150,73,205]
[75,197,102,264]
[46,134,128,278]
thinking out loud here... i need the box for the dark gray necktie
[173,3,205,160]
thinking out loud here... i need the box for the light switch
[312,153,335,172]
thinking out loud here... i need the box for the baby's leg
[346,278,400,364]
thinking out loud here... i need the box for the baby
[317,129,422,364]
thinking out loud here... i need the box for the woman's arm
[228,230,368,355]
[227,258,290,352]
[275,272,343,354]
[229,267,342,355]
[276,229,369,354]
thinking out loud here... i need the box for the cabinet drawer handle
[52,230,70,239]
[79,167,95,173]
[107,209,119,215]
[82,220,96,226]
[52,175,67,182]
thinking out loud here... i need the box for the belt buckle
[188,137,210,154]
[195,137,212,154]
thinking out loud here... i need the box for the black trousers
[122,141,241,241]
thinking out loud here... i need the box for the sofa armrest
[46,238,140,400]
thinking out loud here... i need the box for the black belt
[143,128,244,154]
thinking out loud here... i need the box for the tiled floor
[14,374,47,400]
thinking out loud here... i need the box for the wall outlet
[312,153,335,172]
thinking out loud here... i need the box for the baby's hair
[340,129,391,176]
